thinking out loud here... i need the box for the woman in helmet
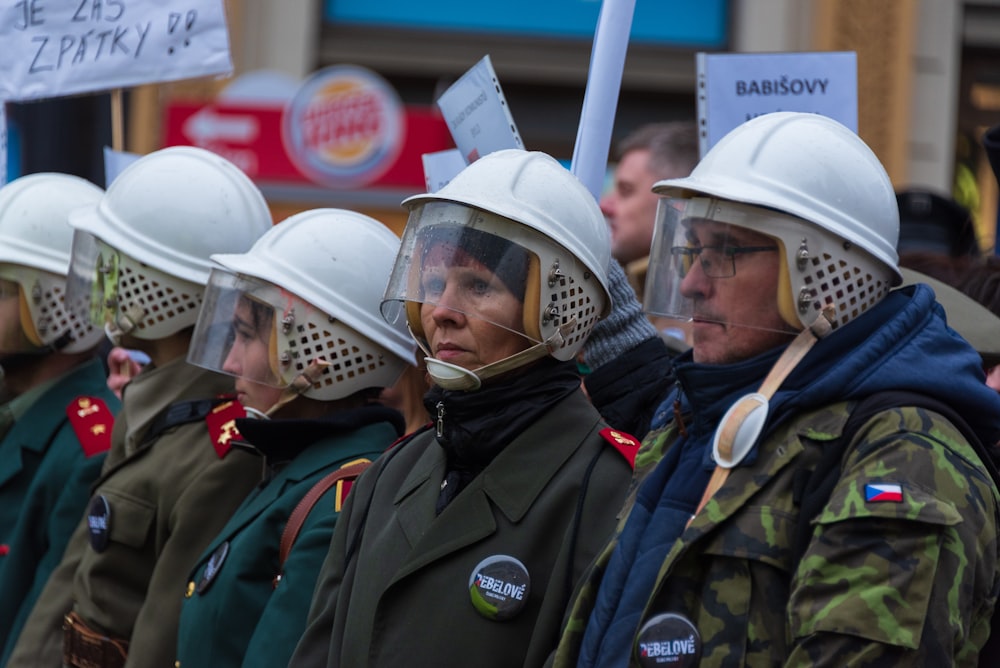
[288,149,636,668]
[174,208,414,668]
[0,173,120,665]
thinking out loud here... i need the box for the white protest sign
[421,148,466,192]
[0,0,233,101]
[0,102,6,185]
[103,145,140,185]
[436,55,523,164]
[697,51,857,156]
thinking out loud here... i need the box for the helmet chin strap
[104,303,148,346]
[255,358,330,418]
[413,318,577,392]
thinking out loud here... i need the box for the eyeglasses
[669,244,779,278]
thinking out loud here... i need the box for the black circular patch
[87,495,112,552]
[635,612,701,667]
[197,541,230,594]
[467,555,530,621]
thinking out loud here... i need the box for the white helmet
[67,146,272,341]
[187,209,416,401]
[0,173,105,353]
[382,149,611,390]
[648,112,900,332]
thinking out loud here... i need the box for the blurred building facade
[7,0,1000,247]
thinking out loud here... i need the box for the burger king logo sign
[282,65,405,188]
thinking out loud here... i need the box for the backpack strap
[273,459,371,588]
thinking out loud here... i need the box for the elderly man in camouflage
[553,112,1000,667]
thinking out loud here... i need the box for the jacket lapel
[389,390,602,583]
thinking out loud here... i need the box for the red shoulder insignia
[333,458,371,512]
[600,427,641,469]
[66,396,115,457]
[205,399,246,458]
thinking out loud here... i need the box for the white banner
[697,51,858,157]
[0,0,232,101]
[436,55,522,164]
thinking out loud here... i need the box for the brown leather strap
[63,611,128,668]
[274,460,371,587]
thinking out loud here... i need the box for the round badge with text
[197,541,230,594]
[468,555,530,621]
[635,612,701,667]
[87,495,112,552]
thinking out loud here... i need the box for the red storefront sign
[163,100,454,189]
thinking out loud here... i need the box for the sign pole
[570,0,636,201]
[110,89,124,153]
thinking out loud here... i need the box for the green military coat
[6,358,261,668]
[174,414,397,668]
[0,358,120,664]
[554,402,1000,666]
[289,389,635,668]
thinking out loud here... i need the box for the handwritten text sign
[436,55,523,164]
[0,0,233,101]
[697,51,857,156]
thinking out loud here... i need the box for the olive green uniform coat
[289,390,634,668]
[6,358,260,668]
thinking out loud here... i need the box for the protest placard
[697,51,858,156]
[0,0,232,100]
[436,55,522,165]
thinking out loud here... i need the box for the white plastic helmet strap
[104,303,148,344]
[418,318,576,392]
[689,307,834,527]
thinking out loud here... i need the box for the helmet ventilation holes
[799,252,891,329]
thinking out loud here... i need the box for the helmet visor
[645,196,795,336]
[65,230,120,330]
[187,269,296,388]
[381,201,541,346]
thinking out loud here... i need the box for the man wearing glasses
[553,112,1000,667]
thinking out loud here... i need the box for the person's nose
[679,254,712,300]
[222,342,243,376]
[428,280,468,326]
[599,192,616,219]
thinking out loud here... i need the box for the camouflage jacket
[553,399,1000,667]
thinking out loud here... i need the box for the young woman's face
[223,297,283,412]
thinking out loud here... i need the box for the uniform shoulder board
[600,427,641,469]
[204,398,246,458]
[66,396,115,457]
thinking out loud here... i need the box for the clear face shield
[644,197,802,335]
[382,201,577,391]
[187,270,303,390]
[66,230,127,340]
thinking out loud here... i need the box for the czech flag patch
[865,483,903,503]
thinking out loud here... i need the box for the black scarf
[424,357,581,514]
